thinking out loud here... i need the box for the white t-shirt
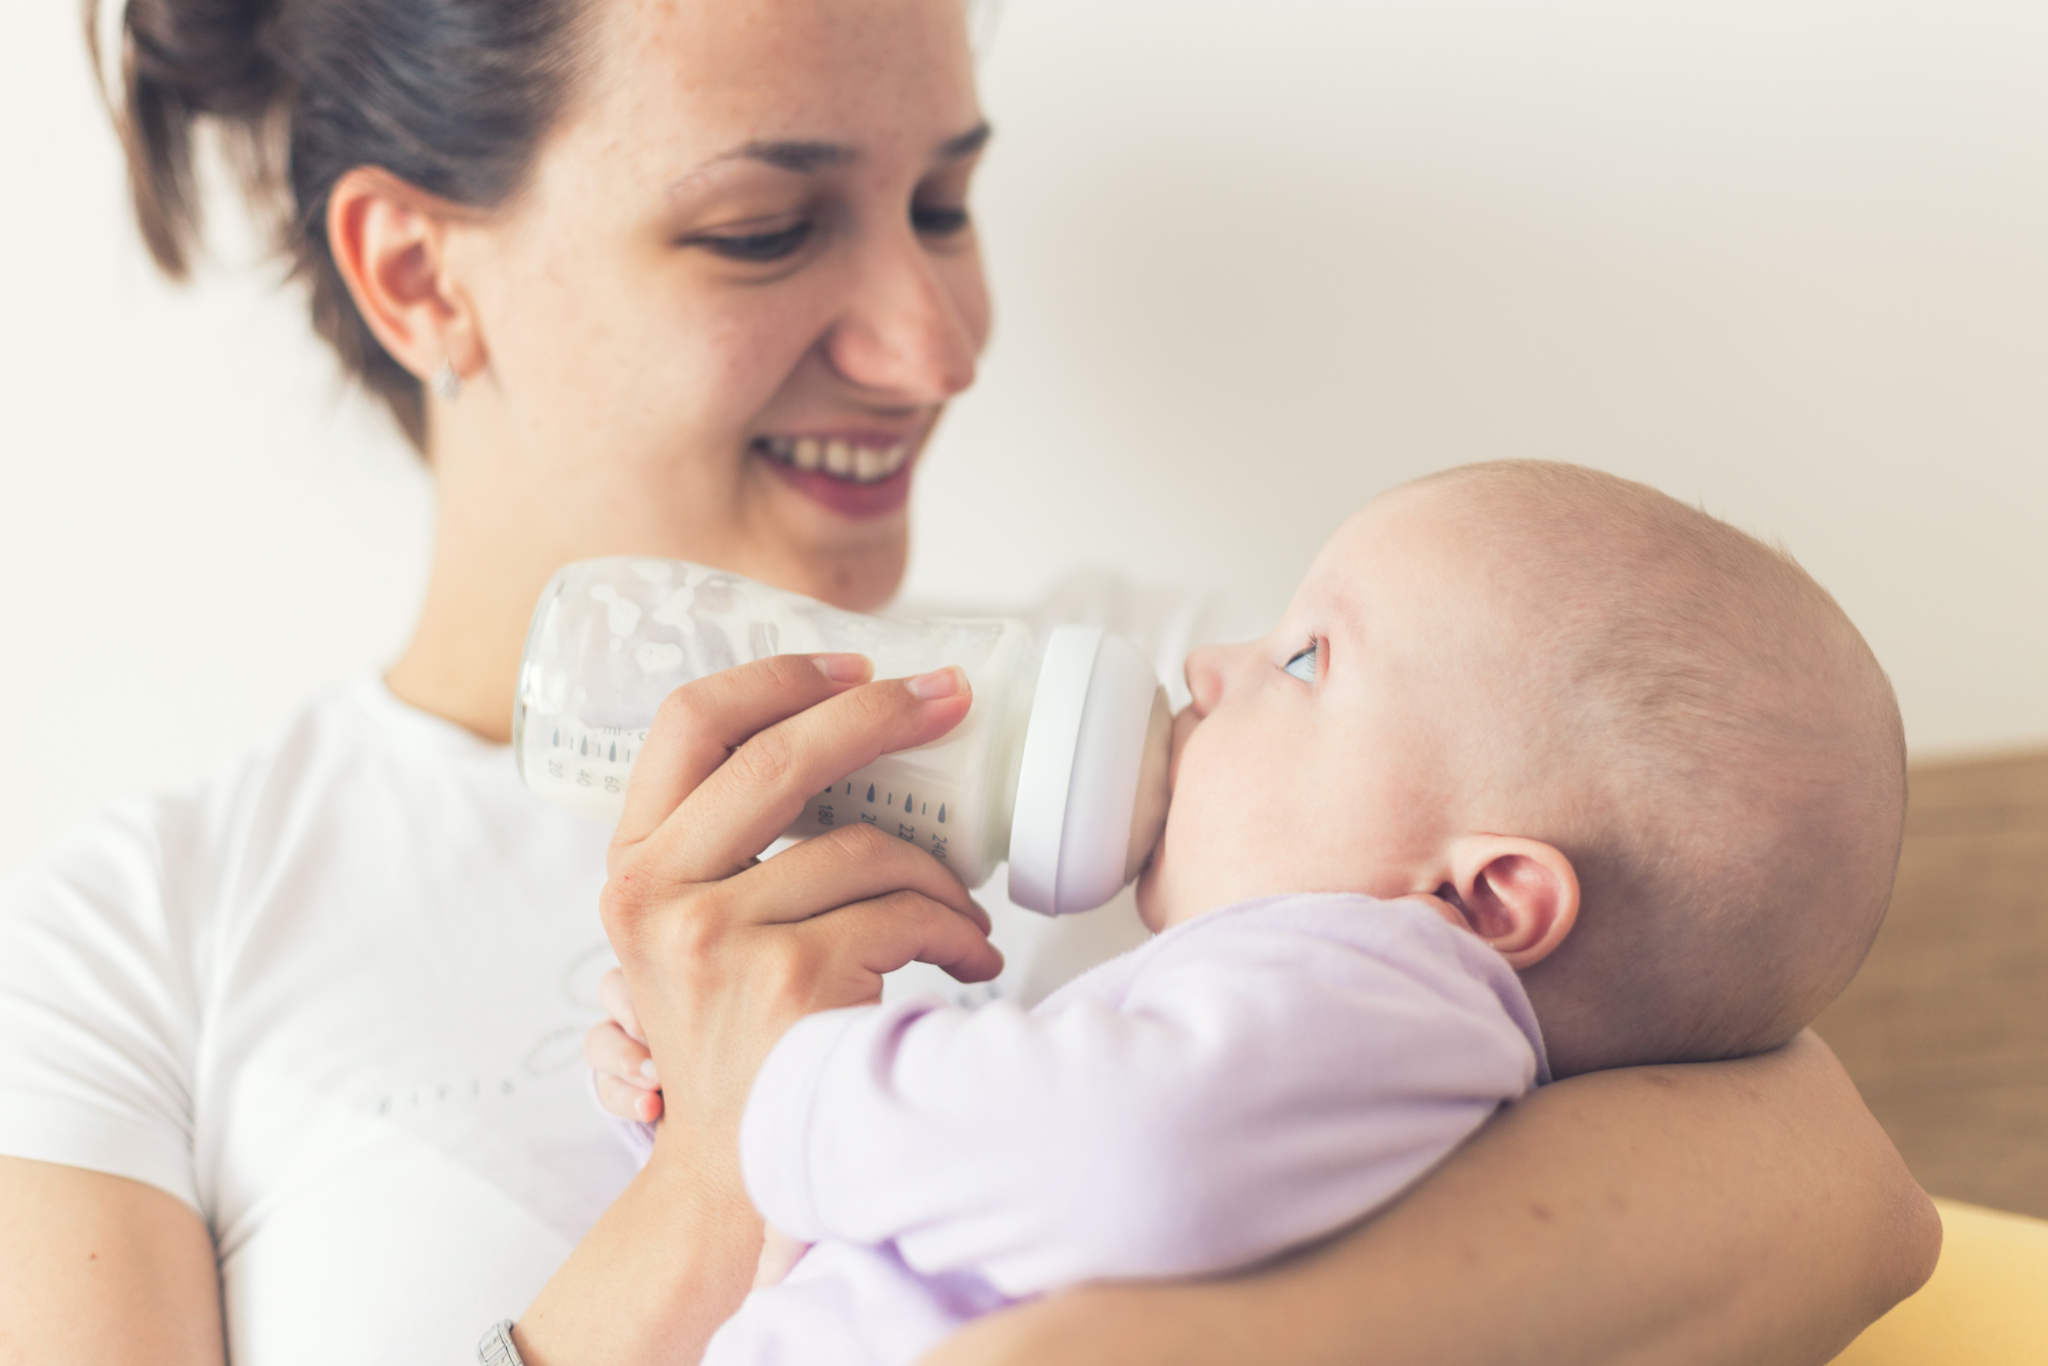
[0,578,1269,1364]
[0,679,637,1362]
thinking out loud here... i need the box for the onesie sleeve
[0,801,207,1212]
[738,899,1540,1298]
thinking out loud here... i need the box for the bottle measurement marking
[809,774,953,854]
[541,722,647,795]
[824,781,944,823]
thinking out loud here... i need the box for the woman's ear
[325,166,484,387]
[1443,836,1579,969]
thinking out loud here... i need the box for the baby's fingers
[584,1016,660,1090]
[596,1071,664,1124]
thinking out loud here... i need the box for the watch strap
[478,1320,526,1366]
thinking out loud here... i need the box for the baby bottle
[513,559,1172,917]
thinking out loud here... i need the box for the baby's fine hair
[1413,462,1907,1073]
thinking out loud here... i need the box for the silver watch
[478,1319,526,1366]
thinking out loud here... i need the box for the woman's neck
[383,415,593,743]
[385,508,566,745]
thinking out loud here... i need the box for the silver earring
[432,359,462,401]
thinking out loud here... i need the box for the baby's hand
[585,967,664,1124]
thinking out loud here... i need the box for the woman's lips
[752,436,919,518]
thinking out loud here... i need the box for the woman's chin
[730,454,911,607]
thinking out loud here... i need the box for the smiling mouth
[753,435,915,486]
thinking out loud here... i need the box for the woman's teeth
[758,436,913,485]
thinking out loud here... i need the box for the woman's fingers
[728,823,989,933]
[635,668,974,886]
[613,653,875,855]
[584,1016,660,1090]
[598,967,648,1046]
[797,888,1006,989]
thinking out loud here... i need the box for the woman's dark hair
[86,0,592,450]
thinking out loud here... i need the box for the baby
[596,461,1906,1366]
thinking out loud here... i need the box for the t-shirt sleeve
[0,800,206,1212]
[738,904,1538,1298]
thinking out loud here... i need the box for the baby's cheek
[1150,766,1239,912]
[1132,862,1167,933]
[1165,703,1203,793]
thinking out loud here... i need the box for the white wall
[3,0,2044,879]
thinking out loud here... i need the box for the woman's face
[449,0,991,609]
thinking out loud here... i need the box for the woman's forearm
[514,1140,763,1366]
[920,1031,1940,1366]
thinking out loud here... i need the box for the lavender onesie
[637,894,1548,1366]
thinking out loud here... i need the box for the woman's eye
[1284,639,1319,683]
[912,203,971,237]
[697,222,814,262]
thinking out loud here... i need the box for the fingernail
[814,653,871,684]
[908,667,965,701]
[640,1058,661,1083]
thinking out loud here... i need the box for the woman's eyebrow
[936,121,992,160]
[662,141,855,200]
[710,139,860,174]
[683,121,991,186]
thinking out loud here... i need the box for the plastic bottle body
[514,559,1039,887]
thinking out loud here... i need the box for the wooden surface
[1814,749,2048,1219]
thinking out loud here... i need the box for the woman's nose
[823,229,984,403]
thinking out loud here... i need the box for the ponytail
[86,0,591,450]
[89,0,281,277]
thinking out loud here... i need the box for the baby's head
[1135,461,1905,1077]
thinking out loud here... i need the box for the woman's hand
[598,651,1004,1180]
[520,652,1004,1366]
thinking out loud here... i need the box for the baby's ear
[1444,837,1579,969]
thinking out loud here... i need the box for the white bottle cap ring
[1007,626,1173,916]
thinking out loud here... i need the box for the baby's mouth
[753,436,915,486]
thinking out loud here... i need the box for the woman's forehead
[585,0,980,155]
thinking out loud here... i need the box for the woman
[0,0,1934,1361]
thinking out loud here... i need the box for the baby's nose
[1182,643,1231,715]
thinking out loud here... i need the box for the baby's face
[1136,492,1483,931]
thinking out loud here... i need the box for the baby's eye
[1284,638,1319,683]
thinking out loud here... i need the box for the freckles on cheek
[700,295,826,412]
[494,244,643,409]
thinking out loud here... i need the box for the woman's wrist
[515,1142,763,1366]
